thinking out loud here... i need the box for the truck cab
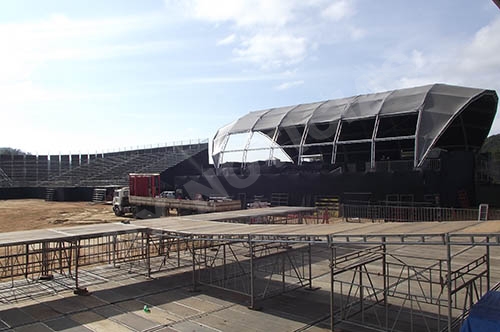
[112,173,162,217]
[113,187,130,216]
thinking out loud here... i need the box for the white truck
[112,173,241,218]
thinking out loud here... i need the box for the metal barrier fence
[340,204,480,222]
[489,208,500,220]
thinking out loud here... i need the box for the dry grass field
[0,199,128,232]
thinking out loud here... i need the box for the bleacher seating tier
[0,142,208,188]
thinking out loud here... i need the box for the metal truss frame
[0,229,152,301]
[328,234,493,332]
[0,220,498,332]
[147,231,323,310]
[212,211,314,224]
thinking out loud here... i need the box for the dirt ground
[0,199,130,232]
[0,199,343,233]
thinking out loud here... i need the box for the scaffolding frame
[0,210,498,331]
[327,233,494,332]
[0,227,151,301]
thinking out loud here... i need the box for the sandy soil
[0,199,130,232]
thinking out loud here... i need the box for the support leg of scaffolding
[73,239,89,295]
[190,239,198,292]
[248,235,258,310]
[146,232,151,279]
[487,237,490,291]
[446,235,452,332]
[383,236,388,329]
[329,237,335,331]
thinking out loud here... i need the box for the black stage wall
[161,148,208,190]
[0,187,46,200]
[176,151,478,208]
[0,187,95,201]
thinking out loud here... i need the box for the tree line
[0,148,31,156]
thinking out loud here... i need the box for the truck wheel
[113,206,123,217]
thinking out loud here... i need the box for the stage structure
[0,207,499,331]
[213,84,497,169]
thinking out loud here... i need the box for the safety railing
[341,204,480,222]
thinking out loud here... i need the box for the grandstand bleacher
[0,140,208,188]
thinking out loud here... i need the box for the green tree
[481,134,500,159]
[0,148,30,156]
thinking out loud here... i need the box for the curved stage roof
[213,84,498,168]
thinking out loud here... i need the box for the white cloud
[0,13,175,105]
[349,26,366,40]
[189,0,298,27]
[234,33,307,69]
[0,13,163,52]
[459,17,500,74]
[168,0,363,69]
[411,50,426,70]
[0,13,169,62]
[0,81,125,106]
[356,16,500,133]
[217,33,236,46]
[322,0,355,21]
[40,41,177,62]
[361,17,500,92]
[144,71,294,85]
[275,80,304,91]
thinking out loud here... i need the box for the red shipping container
[129,173,161,197]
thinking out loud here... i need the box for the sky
[0,0,499,155]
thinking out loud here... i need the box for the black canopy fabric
[213,84,498,167]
